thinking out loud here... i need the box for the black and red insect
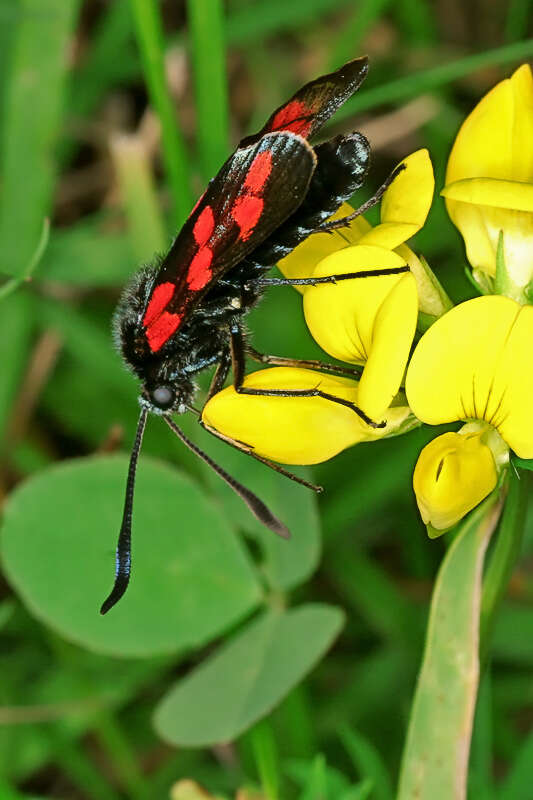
[101,57,407,614]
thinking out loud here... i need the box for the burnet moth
[101,57,407,614]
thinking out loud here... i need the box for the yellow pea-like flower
[303,245,418,419]
[413,430,498,532]
[202,367,411,465]
[406,295,533,458]
[277,149,435,291]
[441,64,533,300]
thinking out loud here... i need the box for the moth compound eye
[151,386,175,409]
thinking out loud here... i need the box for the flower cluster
[203,64,533,536]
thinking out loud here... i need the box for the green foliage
[1,0,532,797]
[153,605,344,746]
[398,493,504,799]
[2,456,261,656]
[0,0,79,278]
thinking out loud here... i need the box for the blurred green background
[0,0,532,798]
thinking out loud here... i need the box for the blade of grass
[92,709,148,800]
[505,0,532,43]
[340,727,393,800]
[397,493,504,800]
[328,0,394,70]
[0,0,80,278]
[394,0,437,44]
[468,671,495,800]
[60,0,136,164]
[226,0,354,44]
[480,470,530,666]
[333,39,533,120]
[250,719,280,800]
[0,218,49,301]
[186,0,229,179]
[498,729,533,800]
[130,0,192,226]
[110,132,167,263]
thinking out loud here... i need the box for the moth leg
[205,349,232,402]
[245,345,362,379]
[312,163,406,233]
[198,419,322,492]
[252,265,409,289]
[230,326,384,429]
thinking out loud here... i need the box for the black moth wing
[150,133,316,325]
[240,56,369,147]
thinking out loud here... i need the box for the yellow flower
[277,149,435,418]
[202,151,434,467]
[441,64,533,300]
[406,294,533,531]
[303,246,418,419]
[413,429,498,532]
[406,295,533,457]
[278,149,435,293]
[202,367,411,465]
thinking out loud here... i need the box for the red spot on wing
[193,205,215,246]
[232,195,264,241]
[270,99,313,137]
[143,282,175,327]
[244,151,273,193]
[187,246,214,290]
[146,311,183,352]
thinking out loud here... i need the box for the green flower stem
[186,0,229,179]
[130,0,192,226]
[479,469,530,666]
[250,719,280,800]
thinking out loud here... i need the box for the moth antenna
[164,417,290,539]
[100,407,148,615]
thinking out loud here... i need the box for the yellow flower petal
[444,65,533,289]
[358,149,434,249]
[303,245,409,363]
[413,431,498,531]
[357,272,418,418]
[442,177,533,212]
[277,203,371,293]
[201,367,411,465]
[405,295,533,457]
[446,64,533,188]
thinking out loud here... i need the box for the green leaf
[397,493,504,800]
[0,0,80,277]
[1,455,261,657]
[340,727,393,800]
[153,604,344,746]
[198,429,321,591]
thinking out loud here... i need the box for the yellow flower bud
[442,64,533,300]
[413,431,498,532]
[202,367,411,465]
